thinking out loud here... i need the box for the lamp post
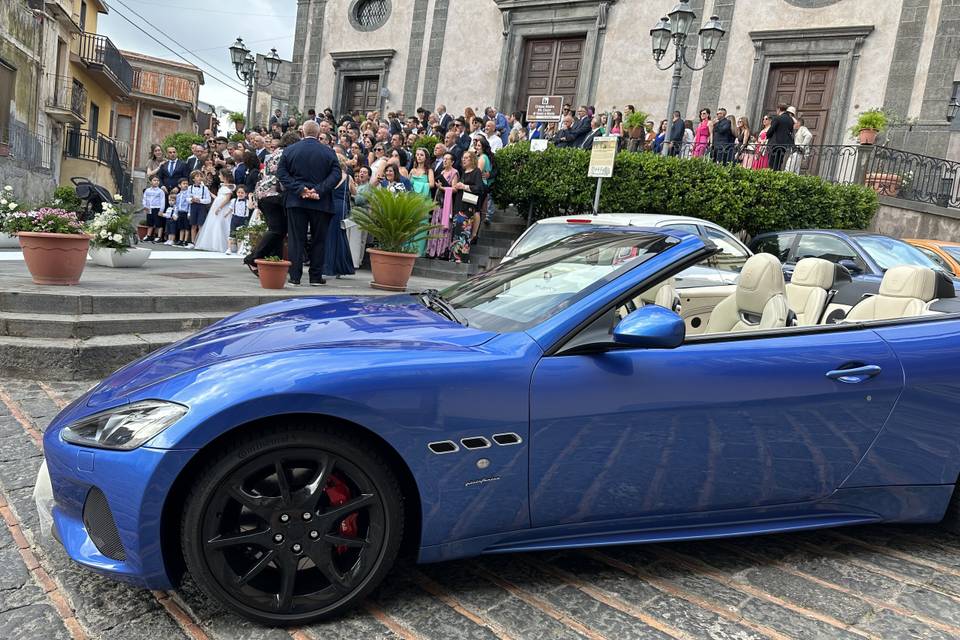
[948,97,960,124]
[229,37,282,130]
[650,1,725,154]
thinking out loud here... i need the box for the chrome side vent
[460,436,491,450]
[492,432,522,446]
[428,440,459,454]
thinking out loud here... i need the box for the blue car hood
[87,295,495,407]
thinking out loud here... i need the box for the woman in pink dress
[752,115,772,170]
[427,152,459,259]
[693,108,712,157]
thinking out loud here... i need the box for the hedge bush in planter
[491,144,878,236]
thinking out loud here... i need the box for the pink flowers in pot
[1,208,86,236]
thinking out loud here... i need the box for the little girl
[226,185,250,255]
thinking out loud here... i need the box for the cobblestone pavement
[3,378,960,639]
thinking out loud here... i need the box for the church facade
[290,0,960,157]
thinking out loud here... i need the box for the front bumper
[40,427,197,589]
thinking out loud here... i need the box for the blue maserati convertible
[38,227,960,625]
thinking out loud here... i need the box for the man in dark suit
[569,105,593,148]
[455,118,472,152]
[581,117,605,150]
[444,130,464,172]
[554,114,578,147]
[276,120,342,286]
[668,111,684,156]
[435,104,453,136]
[712,108,736,164]
[767,104,795,171]
[158,146,187,192]
[269,109,283,128]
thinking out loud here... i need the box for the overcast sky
[98,0,296,113]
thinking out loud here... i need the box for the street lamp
[229,37,282,130]
[948,98,960,123]
[651,0,726,154]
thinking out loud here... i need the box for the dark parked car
[749,230,955,322]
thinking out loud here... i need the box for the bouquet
[85,196,137,253]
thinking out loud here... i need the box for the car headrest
[737,253,786,315]
[879,265,937,301]
[639,278,676,304]
[791,258,834,290]
[934,271,956,299]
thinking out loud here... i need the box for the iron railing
[2,121,54,172]
[64,128,132,201]
[45,75,87,119]
[77,33,133,94]
[864,147,960,210]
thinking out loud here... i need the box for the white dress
[194,185,233,253]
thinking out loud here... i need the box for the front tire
[181,425,404,625]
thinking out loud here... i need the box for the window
[914,246,951,273]
[79,1,87,32]
[796,234,861,267]
[350,0,390,31]
[856,235,944,273]
[752,233,795,262]
[706,226,749,277]
[89,102,100,136]
[0,62,13,144]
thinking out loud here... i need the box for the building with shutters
[290,0,960,159]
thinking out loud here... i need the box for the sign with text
[588,137,618,178]
[530,139,548,152]
[525,95,564,123]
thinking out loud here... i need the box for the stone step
[0,311,230,340]
[0,291,302,315]
[0,332,194,380]
[486,220,528,234]
[412,259,480,282]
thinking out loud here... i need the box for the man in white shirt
[483,120,504,152]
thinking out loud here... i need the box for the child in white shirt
[226,186,250,255]
[141,176,165,243]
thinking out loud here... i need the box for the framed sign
[525,95,564,123]
[588,136,618,178]
[530,139,548,152]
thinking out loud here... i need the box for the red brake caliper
[324,473,359,554]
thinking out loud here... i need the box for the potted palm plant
[850,108,888,145]
[351,188,437,291]
[254,255,291,289]
[624,110,650,146]
[86,196,151,268]
[228,112,246,134]
[3,207,90,285]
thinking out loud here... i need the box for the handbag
[462,192,479,206]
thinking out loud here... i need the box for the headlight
[61,401,188,450]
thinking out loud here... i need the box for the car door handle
[825,365,882,384]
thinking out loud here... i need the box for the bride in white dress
[194,176,234,253]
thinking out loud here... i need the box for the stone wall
[0,159,56,206]
[869,196,960,241]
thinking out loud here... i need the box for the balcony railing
[64,128,132,201]
[44,75,87,120]
[1,121,54,173]
[864,147,960,210]
[78,33,133,95]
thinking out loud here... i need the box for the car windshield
[856,235,946,272]
[940,246,960,264]
[509,222,601,257]
[440,230,675,332]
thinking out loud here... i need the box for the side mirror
[838,259,862,275]
[612,305,685,349]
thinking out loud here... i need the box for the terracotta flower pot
[858,128,879,145]
[136,224,150,240]
[367,248,417,291]
[255,259,291,289]
[864,173,903,197]
[18,231,90,286]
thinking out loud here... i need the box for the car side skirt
[417,484,953,564]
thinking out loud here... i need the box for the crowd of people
[138,99,814,280]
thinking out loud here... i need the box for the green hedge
[161,132,205,160]
[491,143,877,236]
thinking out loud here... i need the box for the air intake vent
[492,433,522,446]
[428,440,459,454]
[460,436,491,450]
[82,487,126,560]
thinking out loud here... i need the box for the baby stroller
[70,177,114,222]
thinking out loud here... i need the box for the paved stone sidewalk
[3,378,960,639]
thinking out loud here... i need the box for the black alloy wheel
[181,427,404,624]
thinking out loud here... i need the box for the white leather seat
[844,265,938,322]
[705,253,789,334]
[639,278,680,312]
[786,258,834,325]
